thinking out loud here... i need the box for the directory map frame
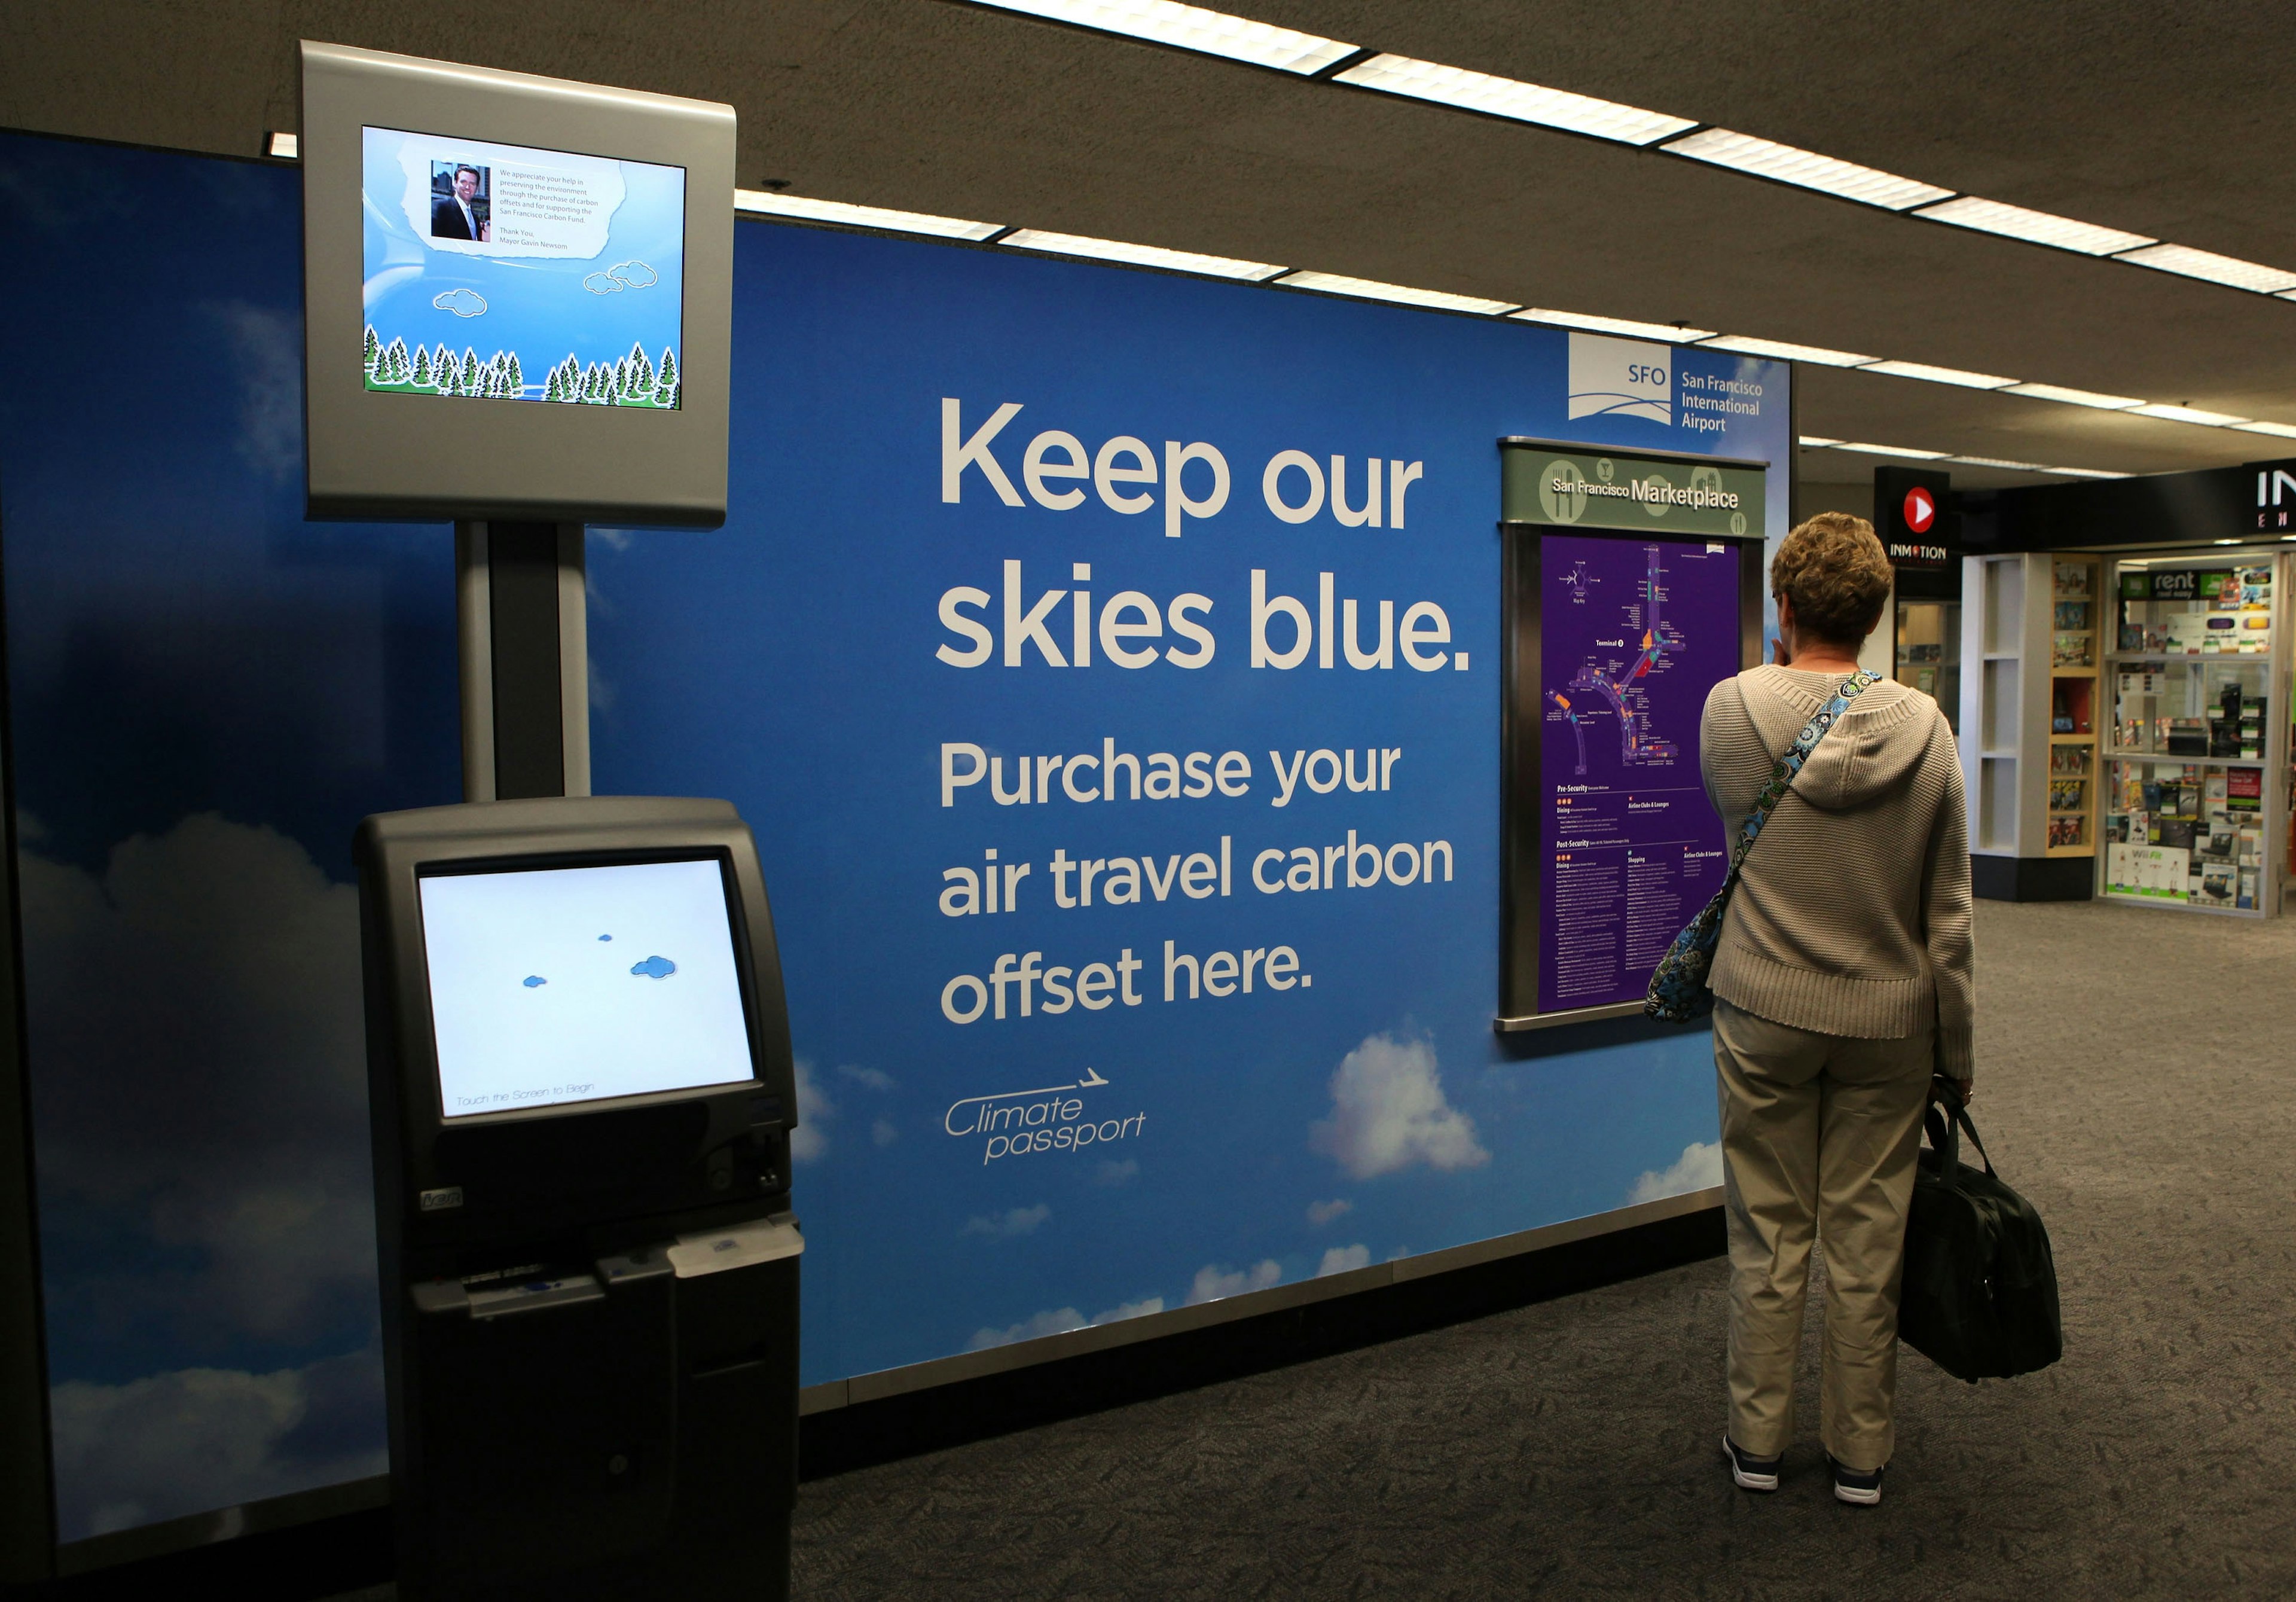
[1497,443,1766,1024]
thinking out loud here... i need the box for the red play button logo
[1903,486,1936,534]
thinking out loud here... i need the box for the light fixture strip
[1804,439,2127,479]
[1510,308,1717,342]
[1333,53,1693,145]
[1660,127,1952,210]
[998,228,1287,279]
[733,190,1006,241]
[1272,270,1516,316]
[2111,243,2296,295]
[1854,359,2017,390]
[1912,196,2154,256]
[960,0,1357,74]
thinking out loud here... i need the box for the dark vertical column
[1498,529,1543,1021]
[1739,538,1766,672]
[0,554,57,1579]
[486,523,570,801]
[1787,359,1802,533]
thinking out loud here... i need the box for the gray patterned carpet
[790,899,2296,1600]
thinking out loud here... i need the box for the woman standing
[1702,512,1973,1506]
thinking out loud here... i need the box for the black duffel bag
[1897,1079,2063,1383]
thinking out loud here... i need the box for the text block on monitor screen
[419,859,753,1118]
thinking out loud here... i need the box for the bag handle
[1925,1076,1995,1189]
[1721,670,1880,889]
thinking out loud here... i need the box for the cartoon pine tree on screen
[361,323,679,408]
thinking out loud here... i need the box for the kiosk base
[394,1219,799,1601]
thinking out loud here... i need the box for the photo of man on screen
[430,163,490,243]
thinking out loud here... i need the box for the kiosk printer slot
[357,795,798,1601]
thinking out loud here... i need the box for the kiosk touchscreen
[359,797,798,1602]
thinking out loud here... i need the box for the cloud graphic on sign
[430,288,487,318]
[1308,1033,1489,1180]
[790,1060,832,1163]
[964,1296,1164,1351]
[1186,1260,1281,1305]
[1305,1198,1353,1226]
[628,954,676,979]
[1317,1244,1371,1277]
[607,260,658,288]
[963,1203,1049,1238]
[582,273,625,295]
[1628,1140,1723,1206]
[48,1348,387,1540]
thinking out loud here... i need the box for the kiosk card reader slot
[358,796,798,1601]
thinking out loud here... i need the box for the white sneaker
[1827,1454,1885,1506]
[1722,1435,1781,1493]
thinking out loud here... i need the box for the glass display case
[1894,597,1960,735]
[2101,553,2289,914]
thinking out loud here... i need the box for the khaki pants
[1712,999,1932,1472]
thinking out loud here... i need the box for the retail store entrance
[2101,551,2288,916]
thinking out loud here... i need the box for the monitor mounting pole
[455,521,590,802]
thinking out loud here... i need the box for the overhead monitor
[301,42,734,526]
[419,859,756,1119]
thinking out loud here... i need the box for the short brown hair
[1771,512,1892,645]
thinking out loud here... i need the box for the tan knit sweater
[1699,666,1974,1081]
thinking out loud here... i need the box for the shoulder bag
[1644,669,1878,1023]
[1898,1079,2064,1382]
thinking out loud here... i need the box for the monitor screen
[419,858,753,1119]
[359,127,686,411]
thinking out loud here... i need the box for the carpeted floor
[789,899,2296,1600]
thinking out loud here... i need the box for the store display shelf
[2049,664,2099,677]
[2048,733,2095,743]
[2104,651,2273,664]
[2044,845,2095,858]
[2102,748,2268,767]
[2100,889,2263,918]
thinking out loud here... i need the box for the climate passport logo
[1566,332,1673,426]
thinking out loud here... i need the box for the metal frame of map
[1496,438,1769,1032]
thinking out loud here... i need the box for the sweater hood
[1736,666,1942,810]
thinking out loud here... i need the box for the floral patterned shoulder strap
[1723,670,1880,880]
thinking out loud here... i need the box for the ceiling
[7,0,2292,489]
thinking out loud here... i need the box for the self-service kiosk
[356,796,798,1601]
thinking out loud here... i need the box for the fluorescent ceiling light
[1947,455,2054,472]
[1698,334,1874,367]
[2230,419,2296,440]
[2128,402,2249,426]
[1273,270,1515,316]
[966,0,1355,73]
[1334,54,1693,145]
[1660,128,1952,210]
[2050,466,2130,479]
[734,190,1004,241]
[1912,196,2153,256]
[1857,359,2017,390]
[266,131,299,159]
[1796,437,1844,447]
[1831,441,1952,460]
[2113,242,2296,294]
[1999,382,2143,410]
[1509,308,1715,342]
[999,228,1285,279]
